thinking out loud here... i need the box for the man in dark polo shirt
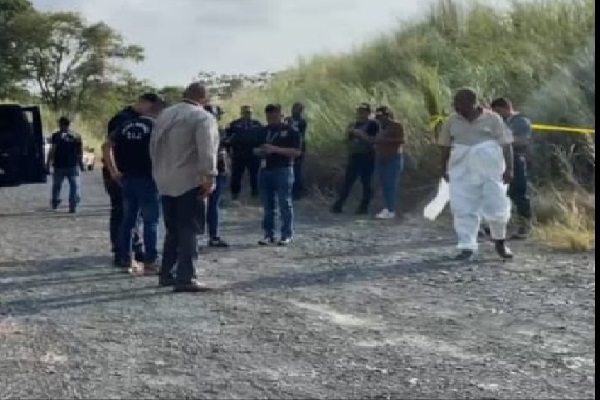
[104,99,166,273]
[254,104,302,246]
[491,97,534,239]
[285,102,308,200]
[46,116,84,213]
[331,103,380,215]
[203,104,229,248]
[224,105,264,200]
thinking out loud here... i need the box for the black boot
[495,240,514,260]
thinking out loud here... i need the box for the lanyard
[265,128,281,144]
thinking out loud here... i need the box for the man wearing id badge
[254,104,302,246]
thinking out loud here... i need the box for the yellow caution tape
[531,124,595,135]
[428,116,594,135]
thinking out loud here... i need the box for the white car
[82,148,96,171]
[43,136,51,165]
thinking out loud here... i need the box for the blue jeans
[207,174,227,239]
[119,176,160,263]
[51,167,80,209]
[376,155,404,212]
[259,167,295,240]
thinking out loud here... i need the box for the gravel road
[0,171,595,399]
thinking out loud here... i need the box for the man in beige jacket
[149,82,220,293]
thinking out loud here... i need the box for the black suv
[0,104,47,188]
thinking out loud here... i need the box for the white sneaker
[376,209,396,220]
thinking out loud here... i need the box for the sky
[31,0,440,87]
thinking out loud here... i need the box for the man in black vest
[224,105,263,200]
[46,116,84,213]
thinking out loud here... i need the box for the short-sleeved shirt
[505,113,532,154]
[51,130,82,169]
[258,123,301,170]
[437,109,513,147]
[226,118,264,158]
[349,119,379,154]
[287,116,308,152]
[110,116,154,177]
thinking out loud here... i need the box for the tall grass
[223,0,595,249]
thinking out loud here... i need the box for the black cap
[357,103,371,112]
[375,106,391,116]
[138,92,165,104]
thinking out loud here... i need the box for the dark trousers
[335,153,375,210]
[102,167,142,254]
[160,188,204,284]
[508,154,533,221]
[230,155,260,198]
[292,155,304,199]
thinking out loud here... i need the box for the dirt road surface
[0,172,595,399]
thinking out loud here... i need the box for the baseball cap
[357,103,371,112]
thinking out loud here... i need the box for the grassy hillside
[224,0,595,249]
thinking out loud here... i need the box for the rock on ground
[0,172,595,399]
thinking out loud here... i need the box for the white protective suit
[448,140,511,251]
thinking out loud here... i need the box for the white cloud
[31,0,438,86]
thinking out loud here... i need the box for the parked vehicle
[0,104,47,188]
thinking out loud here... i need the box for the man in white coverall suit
[438,88,515,261]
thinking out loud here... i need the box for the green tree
[0,0,34,97]
[12,10,144,111]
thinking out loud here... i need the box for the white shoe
[376,209,396,220]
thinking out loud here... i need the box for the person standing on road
[203,104,230,248]
[104,99,166,274]
[150,82,220,293]
[491,97,534,239]
[46,116,83,213]
[373,106,405,220]
[101,93,162,265]
[254,104,302,246]
[331,103,380,215]
[438,88,515,261]
[224,105,263,201]
[285,102,308,200]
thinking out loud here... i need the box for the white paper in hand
[423,179,450,221]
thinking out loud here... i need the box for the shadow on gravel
[225,256,498,293]
[0,271,128,291]
[0,210,109,219]
[0,256,111,278]
[296,239,456,260]
[1,284,168,316]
